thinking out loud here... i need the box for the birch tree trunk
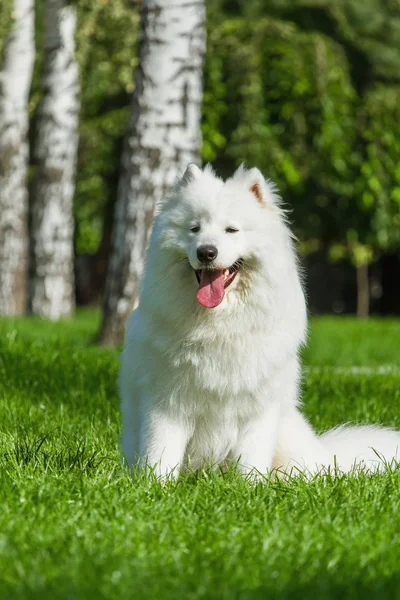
[0,0,34,315]
[30,0,80,319]
[99,0,206,345]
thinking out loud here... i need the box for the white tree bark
[99,0,206,345]
[30,0,80,319]
[0,0,34,315]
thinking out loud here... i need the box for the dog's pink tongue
[197,270,225,308]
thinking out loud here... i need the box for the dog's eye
[225,227,239,234]
[190,225,200,233]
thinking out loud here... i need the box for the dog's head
[150,164,288,310]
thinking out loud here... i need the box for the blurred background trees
[0,0,34,315]
[0,0,399,341]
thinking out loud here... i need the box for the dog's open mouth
[195,260,243,309]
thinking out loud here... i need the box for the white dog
[120,164,399,478]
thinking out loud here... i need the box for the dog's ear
[233,165,279,207]
[178,163,202,187]
[247,168,265,205]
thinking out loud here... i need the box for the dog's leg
[120,373,142,471]
[140,408,190,479]
[121,393,141,470]
[233,401,281,477]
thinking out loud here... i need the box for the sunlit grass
[0,311,399,599]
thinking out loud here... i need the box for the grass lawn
[1,310,400,599]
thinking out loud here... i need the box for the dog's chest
[170,330,270,399]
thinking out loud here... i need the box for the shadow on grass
[0,334,119,408]
[1,570,399,600]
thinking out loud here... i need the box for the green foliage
[203,17,357,244]
[242,0,400,83]
[355,85,400,252]
[74,0,139,254]
[1,313,400,598]
[0,0,14,57]
[202,0,400,264]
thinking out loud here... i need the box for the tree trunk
[356,263,369,318]
[0,0,35,315]
[30,0,80,320]
[99,0,206,345]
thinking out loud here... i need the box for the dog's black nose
[197,244,218,264]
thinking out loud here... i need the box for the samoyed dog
[120,164,399,478]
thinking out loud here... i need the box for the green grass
[303,316,400,367]
[1,312,400,599]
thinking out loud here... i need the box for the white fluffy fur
[120,164,400,478]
